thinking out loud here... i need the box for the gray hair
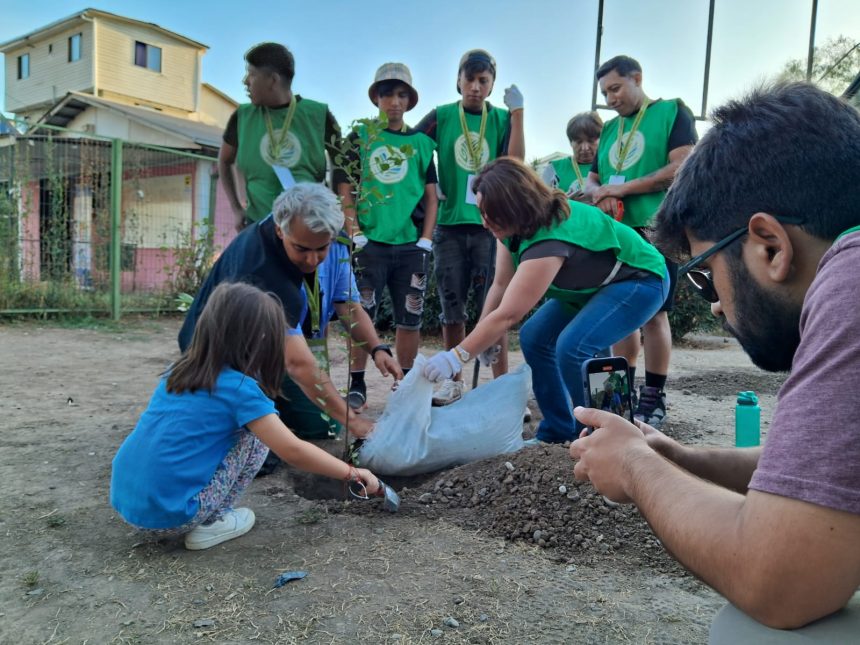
[272,183,344,237]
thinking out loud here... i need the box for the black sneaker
[347,380,367,410]
[634,385,667,429]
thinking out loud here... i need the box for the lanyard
[571,157,585,188]
[614,98,651,173]
[304,271,321,335]
[457,101,488,171]
[264,98,298,161]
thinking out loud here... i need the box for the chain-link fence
[0,124,223,318]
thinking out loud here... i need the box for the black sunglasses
[678,217,803,304]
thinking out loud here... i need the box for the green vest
[436,101,509,226]
[597,99,679,228]
[236,98,328,222]
[550,156,591,194]
[356,126,437,245]
[505,200,666,308]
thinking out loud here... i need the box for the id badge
[465,174,478,205]
[273,165,296,190]
[608,175,626,186]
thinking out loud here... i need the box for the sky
[1,0,858,159]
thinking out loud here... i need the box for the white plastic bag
[358,355,530,476]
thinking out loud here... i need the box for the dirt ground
[0,318,785,644]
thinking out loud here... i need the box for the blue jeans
[519,271,669,443]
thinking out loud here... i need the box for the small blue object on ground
[273,571,308,588]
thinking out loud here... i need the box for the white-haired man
[179,183,401,445]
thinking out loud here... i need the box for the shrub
[668,278,717,340]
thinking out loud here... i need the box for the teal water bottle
[735,391,761,447]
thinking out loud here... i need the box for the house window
[134,41,161,73]
[69,33,82,62]
[17,54,30,80]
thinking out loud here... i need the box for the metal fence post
[208,172,218,232]
[110,138,123,321]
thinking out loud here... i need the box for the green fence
[0,124,220,318]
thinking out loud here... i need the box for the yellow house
[0,9,240,295]
[0,7,234,128]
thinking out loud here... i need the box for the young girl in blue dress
[111,282,380,550]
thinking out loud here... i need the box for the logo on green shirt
[608,131,646,171]
[259,130,303,168]
[369,146,410,184]
[454,133,490,172]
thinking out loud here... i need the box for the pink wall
[212,178,238,255]
[19,182,41,282]
[15,163,239,294]
[121,247,175,292]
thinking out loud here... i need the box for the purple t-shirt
[749,231,860,514]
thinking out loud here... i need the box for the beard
[722,258,802,372]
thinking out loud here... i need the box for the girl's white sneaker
[184,507,255,550]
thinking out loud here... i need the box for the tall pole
[591,0,605,110]
[806,0,819,81]
[110,139,123,321]
[701,0,716,119]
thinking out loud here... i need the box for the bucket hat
[369,62,419,111]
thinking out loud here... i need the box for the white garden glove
[478,344,502,367]
[416,237,433,252]
[503,84,524,112]
[353,234,368,250]
[423,350,462,382]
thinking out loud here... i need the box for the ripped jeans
[354,241,429,330]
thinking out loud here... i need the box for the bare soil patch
[0,318,774,643]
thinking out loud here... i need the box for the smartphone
[582,356,635,424]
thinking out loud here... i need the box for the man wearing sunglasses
[571,82,860,639]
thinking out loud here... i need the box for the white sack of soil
[358,355,529,475]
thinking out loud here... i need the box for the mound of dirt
[335,440,689,577]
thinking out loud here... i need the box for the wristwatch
[452,345,471,363]
[370,344,393,360]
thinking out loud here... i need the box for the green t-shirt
[355,126,437,245]
[597,99,679,228]
[236,98,328,222]
[505,200,666,309]
[550,156,592,194]
[436,101,510,226]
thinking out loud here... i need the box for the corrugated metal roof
[36,92,223,152]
